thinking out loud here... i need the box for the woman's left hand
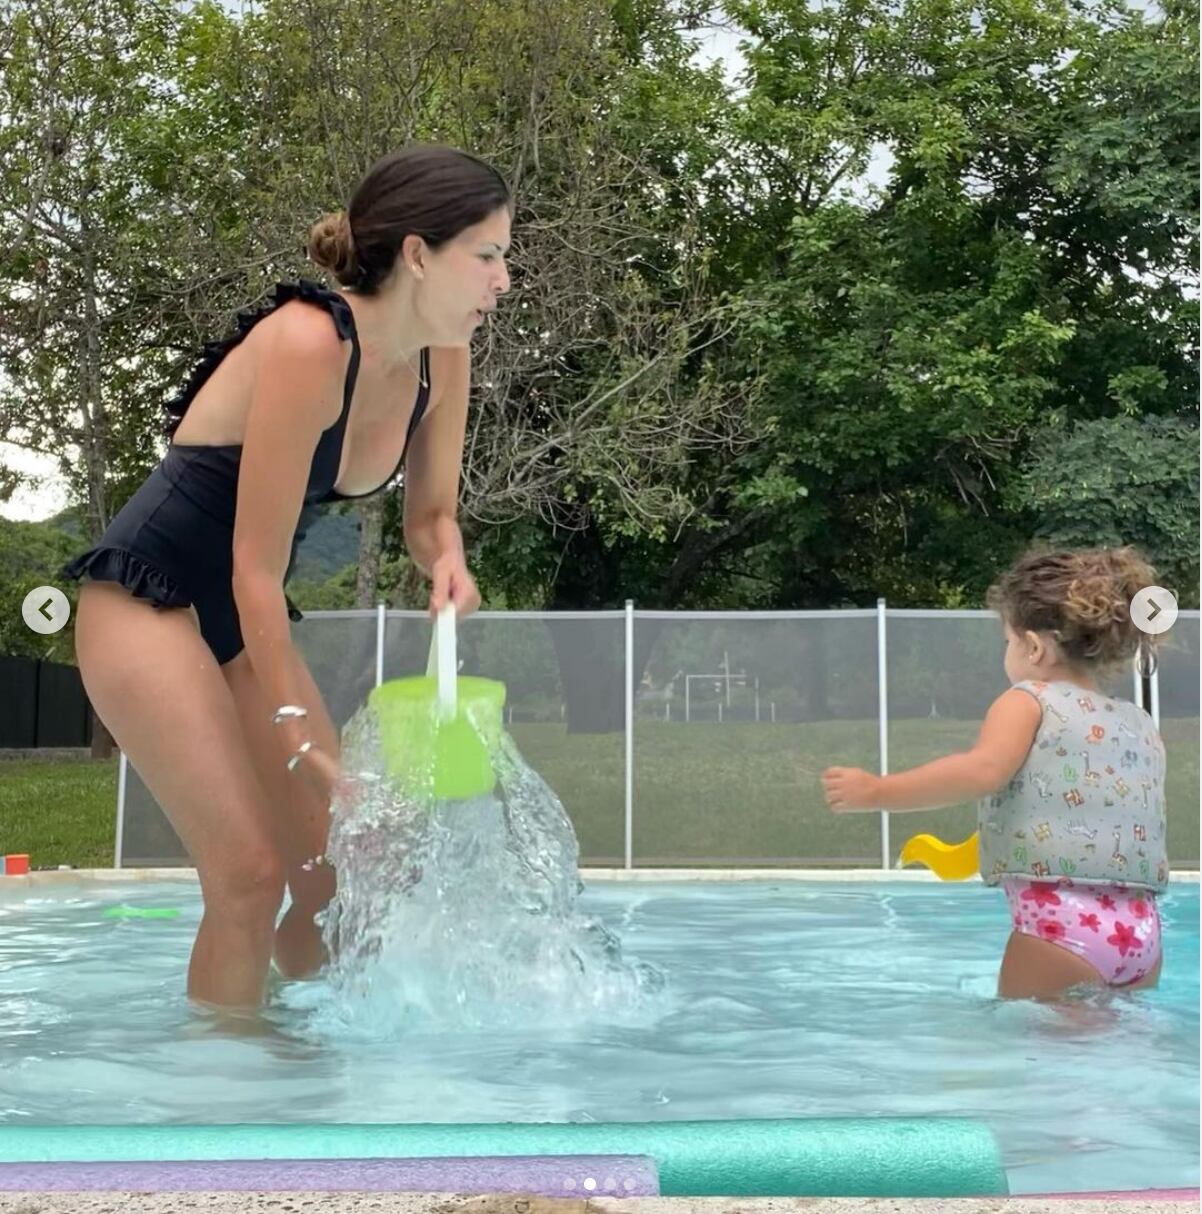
[429,551,481,618]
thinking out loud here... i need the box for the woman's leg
[221,648,340,979]
[74,581,285,1008]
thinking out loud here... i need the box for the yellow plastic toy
[369,605,505,801]
[899,831,980,881]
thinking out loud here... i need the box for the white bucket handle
[426,603,458,719]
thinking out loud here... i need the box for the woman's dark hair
[308,144,511,293]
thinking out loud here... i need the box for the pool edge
[3,868,1199,885]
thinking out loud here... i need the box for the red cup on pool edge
[4,855,30,875]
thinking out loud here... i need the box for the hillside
[292,506,361,581]
[42,502,360,583]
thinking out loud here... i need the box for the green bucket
[367,608,505,802]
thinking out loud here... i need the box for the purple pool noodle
[0,1153,660,1196]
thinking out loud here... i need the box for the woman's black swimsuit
[61,280,431,665]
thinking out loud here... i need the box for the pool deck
[0,1192,1197,1213]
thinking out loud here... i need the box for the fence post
[877,597,890,870]
[114,752,128,869]
[375,602,386,688]
[1150,660,1161,730]
[625,600,634,870]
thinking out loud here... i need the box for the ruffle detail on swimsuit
[61,547,193,610]
[162,280,355,438]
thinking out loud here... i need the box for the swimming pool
[0,876,1196,1196]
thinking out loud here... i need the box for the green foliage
[285,565,359,612]
[1013,414,1200,602]
[717,0,1198,608]
[0,517,81,660]
[0,0,1195,614]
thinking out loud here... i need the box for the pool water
[0,878,1197,1195]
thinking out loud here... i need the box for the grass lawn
[5,714,1197,873]
[514,717,1201,868]
[0,759,119,869]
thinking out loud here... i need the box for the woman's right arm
[230,305,347,788]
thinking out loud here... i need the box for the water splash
[313,701,665,1038]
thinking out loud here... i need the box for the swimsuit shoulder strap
[163,279,360,439]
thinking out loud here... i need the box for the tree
[1013,414,1200,604]
[1,0,1194,665]
[1,1,174,540]
[0,516,79,661]
[719,0,1198,607]
[0,0,281,539]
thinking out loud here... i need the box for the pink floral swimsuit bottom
[1002,878,1162,987]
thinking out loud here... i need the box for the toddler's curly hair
[986,546,1162,673]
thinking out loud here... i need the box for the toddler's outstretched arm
[823,687,1042,813]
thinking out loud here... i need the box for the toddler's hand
[822,766,882,812]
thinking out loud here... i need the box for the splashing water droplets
[313,698,663,1037]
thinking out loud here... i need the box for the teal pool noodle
[0,1119,1007,1197]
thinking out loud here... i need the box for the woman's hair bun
[307,210,360,286]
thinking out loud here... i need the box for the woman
[62,145,512,1010]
